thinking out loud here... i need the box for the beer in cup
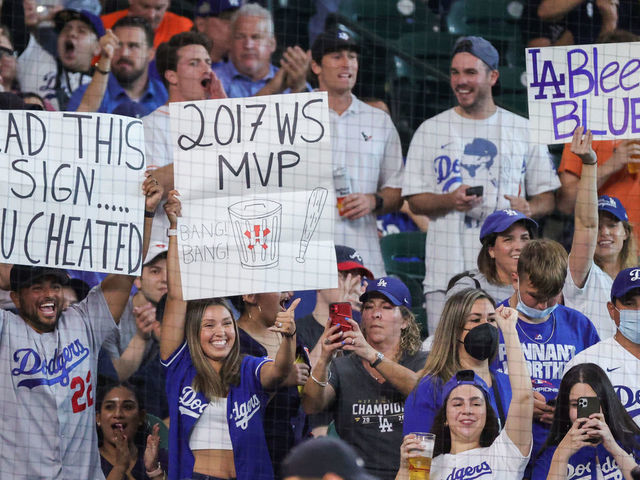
[408,432,435,480]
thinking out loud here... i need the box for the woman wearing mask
[405,289,511,436]
[397,305,532,479]
[533,363,640,479]
[563,127,639,339]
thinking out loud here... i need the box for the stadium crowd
[1,0,640,479]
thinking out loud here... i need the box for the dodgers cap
[480,209,538,242]
[359,276,411,308]
[598,195,628,222]
[611,267,640,302]
[440,369,491,404]
[452,36,499,70]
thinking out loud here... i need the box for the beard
[113,61,146,87]
[20,308,61,333]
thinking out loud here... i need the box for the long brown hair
[417,289,495,383]
[185,298,242,399]
[594,214,639,273]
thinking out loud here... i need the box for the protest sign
[526,42,640,144]
[171,91,337,299]
[0,111,146,274]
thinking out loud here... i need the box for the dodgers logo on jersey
[614,385,640,420]
[231,394,261,430]
[11,339,90,389]
[446,462,492,480]
[178,386,208,419]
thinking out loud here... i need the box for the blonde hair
[185,298,241,399]
[417,289,494,383]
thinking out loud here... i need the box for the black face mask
[459,322,499,361]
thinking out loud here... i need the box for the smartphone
[329,302,353,333]
[577,396,601,444]
[466,186,484,197]
[577,396,600,419]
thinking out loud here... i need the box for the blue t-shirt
[162,343,274,480]
[533,442,640,479]
[212,60,311,98]
[404,369,512,436]
[67,72,168,115]
[494,301,600,467]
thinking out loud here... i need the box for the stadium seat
[446,0,525,40]
[380,232,427,281]
[146,413,169,450]
[494,66,528,116]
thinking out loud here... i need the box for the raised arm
[101,173,162,324]
[302,319,343,414]
[568,127,598,288]
[159,190,187,360]
[496,304,533,456]
[259,298,299,389]
[111,303,157,380]
[76,29,120,112]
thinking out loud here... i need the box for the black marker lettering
[24,212,44,264]
[0,209,17,259]
[246,103,267,141]
[218,152,249,189]
[125,120,145,170]
[178,104,212,151]
[78,219,93,268]
[214,105,235,145]
[26,112,46,155]
[74,167,95,205]
[64,113,92,159]
[10,159,36,199]
[301,99,325,143]
[51,164,72,202]
[277,150,300,186]
[62,216,80,266]
[5,113,24,155]
[276,102,298,144]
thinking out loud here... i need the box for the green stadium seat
[146,413,169,450]
[494,66,529,116]
[379,232,426,281]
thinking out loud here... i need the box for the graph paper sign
[526,42,640,144]
[171,91,337,299]
[0,111,146,274]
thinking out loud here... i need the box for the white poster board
[526,42,640,144]
[171,92,337,300]
[0,111,146,274]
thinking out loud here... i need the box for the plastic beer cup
[408,432,435,480]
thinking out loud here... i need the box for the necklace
[516,312,556,344]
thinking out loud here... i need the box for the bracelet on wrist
[144,210,155,218]
[93,62,110,75]
[282,327,297,338]
[146,463,163,478]
[310,369,331,387]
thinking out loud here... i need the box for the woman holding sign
[532,363,640,480]
[160,191,297,480]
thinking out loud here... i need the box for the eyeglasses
[0,47,16,58]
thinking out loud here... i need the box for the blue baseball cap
[359,276,411,308]
[598,195,628,222]
[54,9,105,38]
[611,267,640,302]
[440,370,491,404]
[453,36,499,71]
[479,209,538,242]
[195,0,241,17]
[335,245,373,279]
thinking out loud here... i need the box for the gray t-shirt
[329,350,428,480]
[0,286,116,480]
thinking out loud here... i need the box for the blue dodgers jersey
[532,442,640,480]
[162,343,274,480]
[494,300,600,462]
[404,370,512,436]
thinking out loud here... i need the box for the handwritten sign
[171,92,337,299]
[0,111,146,274]
[526,42,640,144]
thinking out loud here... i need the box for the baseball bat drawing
[296,187,328,263]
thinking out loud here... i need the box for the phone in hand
[329,302,353,334]
[466,186,484,197]
[577,396,601,444]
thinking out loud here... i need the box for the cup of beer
[629,140,640,174]
[408,432,435,480]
